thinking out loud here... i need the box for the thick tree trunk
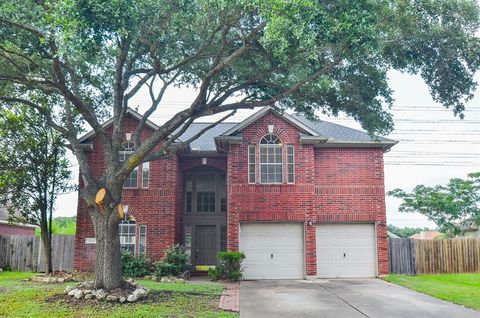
[91,206,123,290]
[40,225,53,274]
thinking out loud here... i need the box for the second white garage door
[240,223,304,279]
[316,223,377,278]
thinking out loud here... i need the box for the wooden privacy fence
[0,235,75,272]
[389,237,480,275]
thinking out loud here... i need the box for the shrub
[208,251,245,282]
[121,252,152,278]
[154,244,191,277]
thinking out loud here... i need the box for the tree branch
[144,110,237,161]
[46,40,112,159]
[133,72,180,148]
[192,21,267,107]
[0,96,69,135]
[0,17,45,38]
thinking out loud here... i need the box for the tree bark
[40,222,53,274]
[91,205,123,290]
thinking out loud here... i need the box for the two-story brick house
[74,106,396,279]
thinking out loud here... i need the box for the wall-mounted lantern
[268,124,274,134]
[307,219,314,226]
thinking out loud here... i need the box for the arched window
[259,134,283,183]
[119,141,134,162]
[119,141,138,188]
[118,213,147,255]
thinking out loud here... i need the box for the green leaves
[0,105,73,226]
[2,0,480,137]
[388,172,480,237]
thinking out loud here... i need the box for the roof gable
[78,108,160,144]
[221,106,321,137]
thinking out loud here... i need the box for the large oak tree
[1,0,479,289]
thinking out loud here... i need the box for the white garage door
[240,223,304,279]
[316,224,376,278]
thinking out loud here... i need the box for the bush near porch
[384,274,480,311]
[0,271,237,318]
[208,252,246,282]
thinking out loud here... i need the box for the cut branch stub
[118,204,124,220]
[95,188,107,215]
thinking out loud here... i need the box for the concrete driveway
[240,279,480,318]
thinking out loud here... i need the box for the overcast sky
[56,70,480,229]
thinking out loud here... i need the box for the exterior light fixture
[307,219,314,226]
[268,124,274,134]
[125,133,132,141]
[202,157,208,165]
[124,204,129,214]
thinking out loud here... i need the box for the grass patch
[384,273,480,310]
[0,271,237,318]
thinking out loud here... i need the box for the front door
[195,225,217,266]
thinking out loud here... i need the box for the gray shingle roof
[178,113,395,151]
[290,114,394,143]
[79,107,396,151]
[177,122,235,151]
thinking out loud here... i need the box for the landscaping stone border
[64,278,149,303]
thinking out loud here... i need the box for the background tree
[34,216,77,236]
[0,0,479,289]
[388,172,480,237]
[0,106,72,274]
[387,224,431,238]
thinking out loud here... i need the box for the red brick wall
[314,147,389,275]
[0,223,36,236]
[74,115,180,271]
[227,111,389,276]
[74,110,389,276]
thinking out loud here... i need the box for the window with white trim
[248,145,256,183]
[142,162,150,188]
[286,144,295,183]
[259,134,283,183]
[120,141,138,188]
[119,141,134,162]
[138,225,147,255]
[119,223,136,254]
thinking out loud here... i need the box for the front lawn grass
[384,273,480,311]
[0,271,237,318]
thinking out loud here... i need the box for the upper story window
[142,162,150,188]
[248,145,256,184]
[119,141,134,162]
[259,134,283,184]
[249,134,295,184]
[286,145,295,183]
[119,141,138,188]
[185,168,226,213]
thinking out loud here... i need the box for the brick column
[305,220,317,277]
[377,221,389,276]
